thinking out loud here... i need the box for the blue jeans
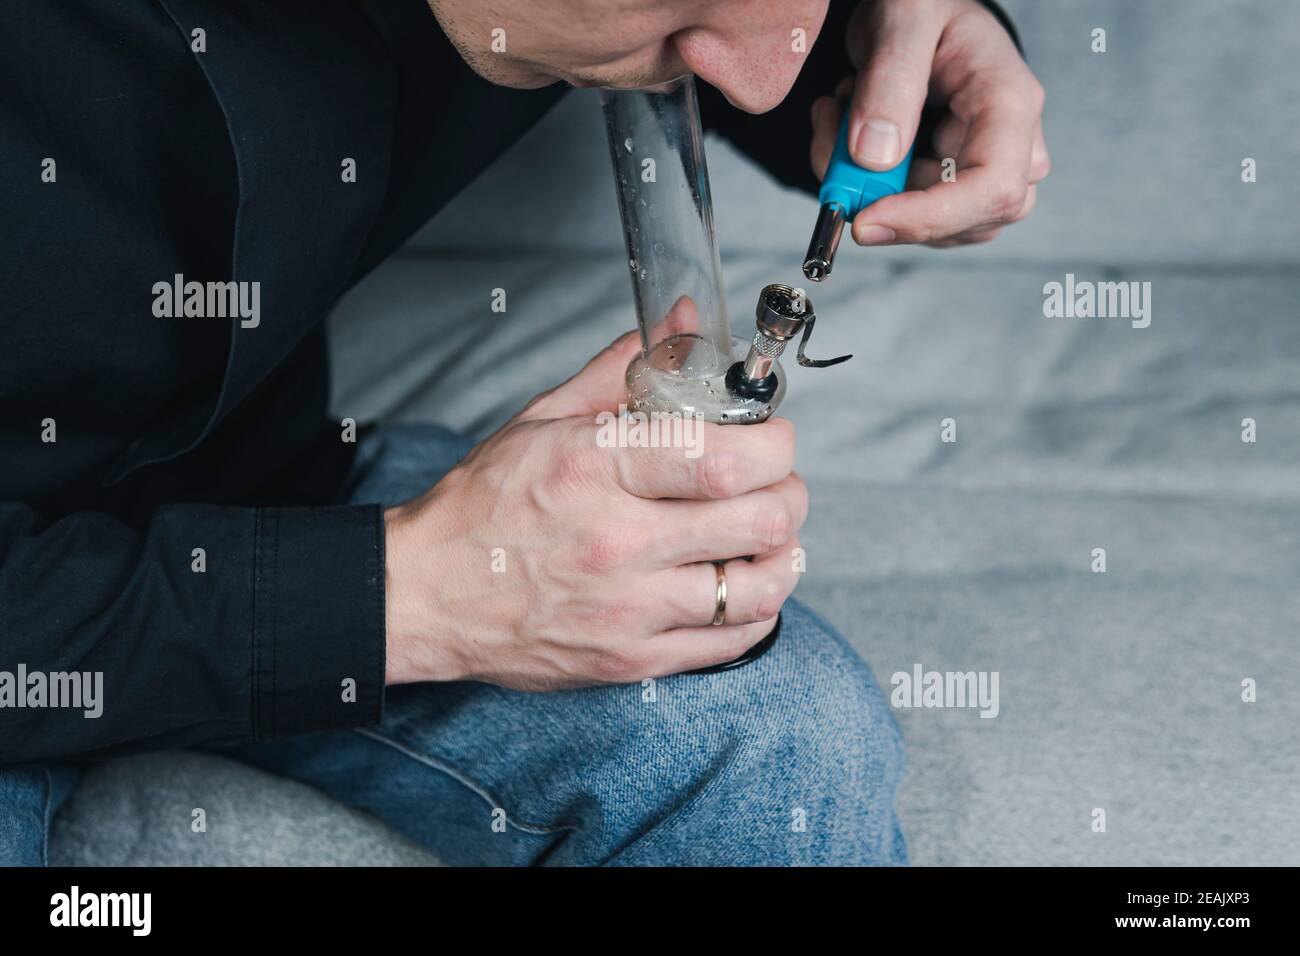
[1,423,906,866]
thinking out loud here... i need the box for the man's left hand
[811,0,1050,248]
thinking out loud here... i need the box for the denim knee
[715,598,906,810]
[614,598,907,864]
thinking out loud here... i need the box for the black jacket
[0,0,1014,765]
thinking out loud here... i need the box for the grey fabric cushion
[51,752,437,866]
[53,0,1300,866]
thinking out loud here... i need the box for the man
[0,0,1047,865]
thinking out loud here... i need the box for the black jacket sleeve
[0,0,398,766]
[697,0,1022,196]
[0,499,385,765]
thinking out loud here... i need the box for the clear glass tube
[601,76,783,424]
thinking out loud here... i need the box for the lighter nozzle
[802,203,847,282]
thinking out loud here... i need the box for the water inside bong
[626,334,784,424]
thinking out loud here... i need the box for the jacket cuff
[251,504,386,738]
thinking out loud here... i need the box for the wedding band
[711,561,727,626]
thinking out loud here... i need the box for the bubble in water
[627,334,783,424]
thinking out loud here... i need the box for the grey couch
[53,0,1300,865]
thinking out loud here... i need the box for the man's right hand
[382,331,807,691]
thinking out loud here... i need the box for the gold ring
[711,561,727,626]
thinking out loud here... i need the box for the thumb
[846,6,943,171]
[515,328,643,423]
[518,296,702,422]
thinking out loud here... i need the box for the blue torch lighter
[802,112,914,282]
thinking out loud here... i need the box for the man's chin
[467,61,559,90]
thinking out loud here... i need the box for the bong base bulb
[626,334,784,425]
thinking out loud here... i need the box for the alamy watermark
[1043,273,1151,329]
[596,404,705,459]
[890,664,1000,718]
[0,665,102,718]
[152,273,260,328]
[50,886,151,936]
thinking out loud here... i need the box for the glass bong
[600,75,848,670]
[600,75,847,428]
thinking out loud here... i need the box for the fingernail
[855,118,900,167]
[857,224,896,245]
